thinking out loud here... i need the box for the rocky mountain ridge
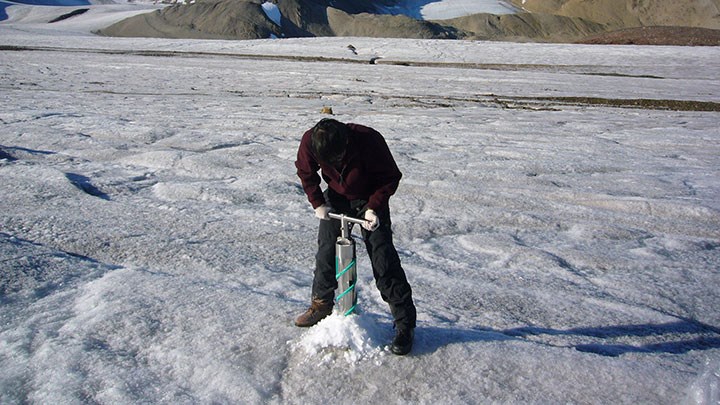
[97,0,720,44]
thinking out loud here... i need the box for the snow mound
[293,313,390,364]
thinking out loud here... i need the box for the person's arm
[295,130,325,208]
[365,132,402,211]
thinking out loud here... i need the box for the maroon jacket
[295,123,402,211]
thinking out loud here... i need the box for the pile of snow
[293,313,389,364]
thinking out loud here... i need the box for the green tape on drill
[335,258,356,280]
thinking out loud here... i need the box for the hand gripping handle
[328,213,366,239]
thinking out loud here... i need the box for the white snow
[379,0,519,20]
[1,3,720,404]
[262,1,281,27]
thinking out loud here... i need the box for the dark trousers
[312,190,417,330]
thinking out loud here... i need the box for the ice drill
[328,212,367,316]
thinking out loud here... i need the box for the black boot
[390,327,414,355]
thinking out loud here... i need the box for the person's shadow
[413,319,720,357]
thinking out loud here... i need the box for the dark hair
[311,118,348,164]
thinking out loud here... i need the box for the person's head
[311,118,349,165]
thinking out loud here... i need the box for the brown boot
[295,297,333,327]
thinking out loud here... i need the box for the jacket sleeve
[295,129,325,209]
[365,131,402,211]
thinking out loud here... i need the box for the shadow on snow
[414,319,720,357]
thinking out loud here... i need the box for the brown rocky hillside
[508,0,720,29]
[97,0,720,45]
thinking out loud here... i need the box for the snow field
[1,17,720,404]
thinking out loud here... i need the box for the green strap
[343,304,356,316]
[336,283,355,300]
[335,258,356,280]
[335,258,357,316]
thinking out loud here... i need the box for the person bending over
[294,118,417,355]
